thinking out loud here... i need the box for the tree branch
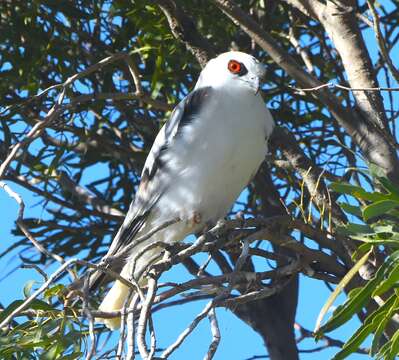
[212,0,399,181]
[153,0,217,67]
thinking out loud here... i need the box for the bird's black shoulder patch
[140,87,213,188]
[147,143,168,181]
[165,86,213,139]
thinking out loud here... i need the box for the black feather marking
[146,86,213,181]
[87,215,148,290]
[89,271,106,291]
[165,86,213,139]
[115,209,151,251]
[147,143,168,180]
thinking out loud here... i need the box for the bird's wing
[105,86,213,258]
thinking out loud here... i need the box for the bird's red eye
[228,60,242,74]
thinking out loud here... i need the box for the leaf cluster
[317,173,399,359]
[0,284,84,360]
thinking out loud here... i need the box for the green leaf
[23,280,38,298]
[0,299,55,326]
[59,352,83,360]
[330,183,386,202]
[375,175,399,199]
[29,300,55,312]
[0,300,25,324]
[372,224,395,234]
[332,322,375,360]
[314,249,372,334]
[40,341,63,360]
[351,243,373,260]
[350,235,399,246]
[387,328,399,360]
[44,284,65,299]
[371,296,399,356]
[46,148,66,177]
[373,262,399,296]
[318,250,399,334]
[376,341,391,360]
[363,200,399,221]
[368,163,387,179]
[339,223,373,235]
[334,295,396,359]
[338,202,362,218]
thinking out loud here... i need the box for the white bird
[96,51,275,330]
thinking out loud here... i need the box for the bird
[96,51,275,330]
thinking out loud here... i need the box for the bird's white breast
[155,87,274,230]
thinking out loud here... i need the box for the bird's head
[195,51,266,94]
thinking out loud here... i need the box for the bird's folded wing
[87,86,214,290]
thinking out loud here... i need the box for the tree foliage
[1,0,399,359]
[316,171,399,359]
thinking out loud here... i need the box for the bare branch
[294,323,369,355]
[137,274,158,359]
[126,295,140,360]
[212,0,399,181]
[0,181,67,265]
[287,13,314,74]
[367,0,399,84]
[0,88,66,179]
[290,82,399,93]
[0,258,77,329]
[153,0,216,67]
[204,308,221,360]
[57,170,124,218]
[160,301,214,358]
[83,275,96,360]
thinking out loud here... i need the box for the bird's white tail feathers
[96,247,161,330]
[97,276,131,330]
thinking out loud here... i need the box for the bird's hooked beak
[255,64,267,95]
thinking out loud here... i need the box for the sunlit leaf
[363,200,399,221]
[331,183,387,202]
[373,263,399,297]
[315,249,372,334]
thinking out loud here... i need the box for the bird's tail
[97,274,132,330]
[95,246,161,330]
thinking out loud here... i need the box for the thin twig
[0,88,72,272]
[116,291,130,359]
[126,294,140,360]
[367,0,399,84]
[160,301,214,359]
[148,311,157,360]
[287,13,314,74]
[110,218,181,261]
[0,181,68,268]
[137,274,158,359]
[68,91,172,112]
[0,88,66,178]
[294,323,369,355]
[0,258,77,329]
[220,278,292,307]
[123,55,144,96]
[1,52,172,115]
[83,275,96,360]
[20,264,48,281]
[204,308,220,360]
[0,258,137,329]
[290,82,399,93]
